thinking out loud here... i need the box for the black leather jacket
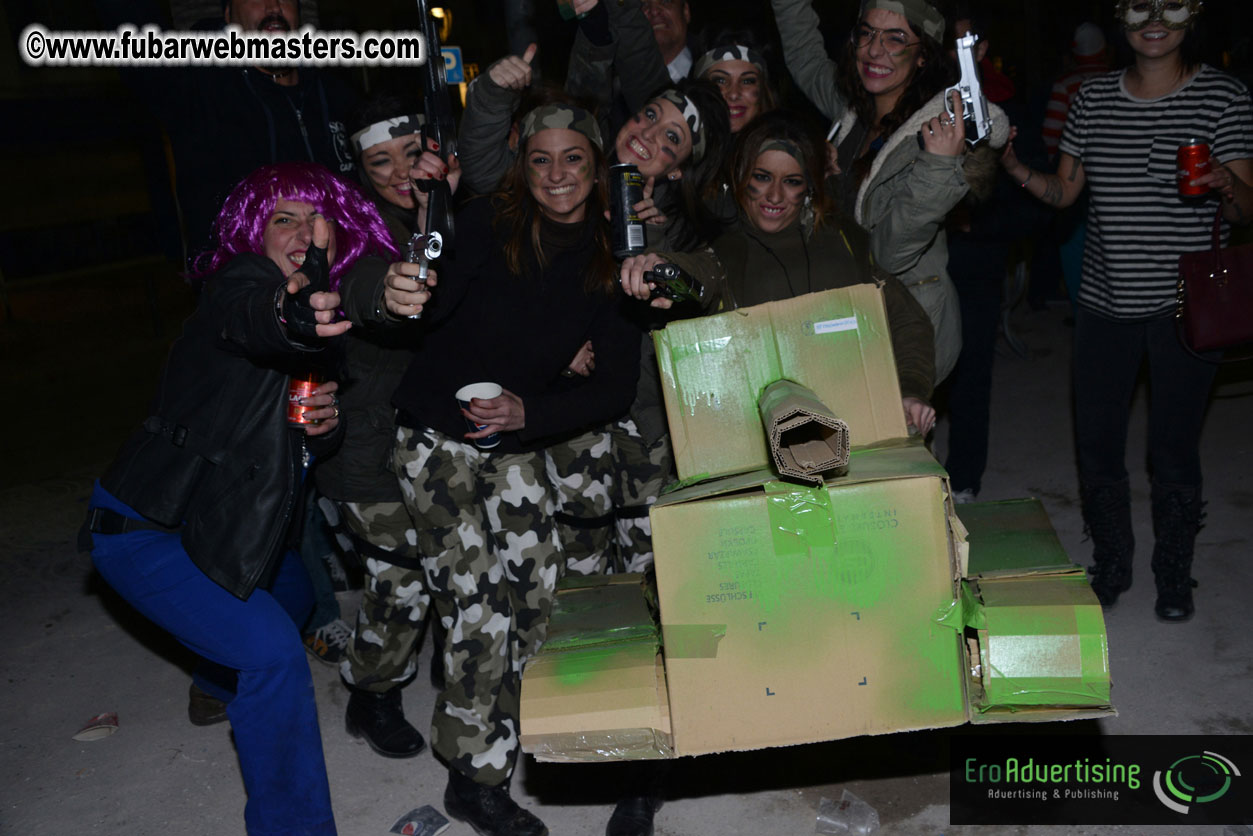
[100,254,341,600]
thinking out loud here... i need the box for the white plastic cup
[455,382,503,449]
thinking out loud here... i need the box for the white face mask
[1117,0,1202,32]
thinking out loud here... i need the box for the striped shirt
[1059,65,1253,319]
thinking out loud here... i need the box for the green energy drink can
[609,163,646,259]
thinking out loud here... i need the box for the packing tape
[535,646,663,681]
[663,624,726,658]
[541,624,659,653]
[523,728,674,761]
[957,580,986,630]
[1074,605,1112,698]
[763,480,837,561]
[667,334,732,364]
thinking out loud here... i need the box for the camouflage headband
[350,114,426,155]
[860,0,946,43]
[757,138,812,186]
[518,103,604,151]
[654,89,707,164]
[693,44,767,81]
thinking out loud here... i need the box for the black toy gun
[946,31,992,146]
[645,263,704,305]
[406,0,457,319]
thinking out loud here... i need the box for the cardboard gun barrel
[757,380,850,484]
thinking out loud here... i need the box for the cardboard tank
[520,287,1113,762]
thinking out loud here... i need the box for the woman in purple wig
[83,162,400,836]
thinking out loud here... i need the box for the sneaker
[303,618,352,666]
[952,488,978,505]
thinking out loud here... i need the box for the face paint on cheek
[578,163,590,179]
[526,166,541,184]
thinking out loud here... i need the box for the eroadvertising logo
[950,735,1252,826]
[1152,751,1240,814]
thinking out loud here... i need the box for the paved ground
[2,270,1251,835]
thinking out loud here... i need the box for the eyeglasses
[852,23,920,52]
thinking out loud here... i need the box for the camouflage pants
[337,500,428,692]
[610,419,674,573]
[393,425,560,786]
[544,428,616,577]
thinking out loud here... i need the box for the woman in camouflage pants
[383,101,642,836]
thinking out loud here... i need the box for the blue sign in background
[440,46,463,84]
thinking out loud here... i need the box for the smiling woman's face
[614,98,693,180]
[525,128,596,224]
[361,134,422,209]
[854,8,924,112]
[706,59,763,133]
[263,198,337,276]
[740,149,807,234]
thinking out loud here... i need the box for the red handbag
[1176,207,1253,357]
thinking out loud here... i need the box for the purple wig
[191,162,397,287]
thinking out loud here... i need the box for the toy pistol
[404,230,443,320]
[947,31,992,146]
[406,0,456,320]
[645,263,704,305]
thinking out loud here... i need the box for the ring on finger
[332,406,340,419]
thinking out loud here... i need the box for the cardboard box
[654,286,909,483]
[649,442,966,756]
[519,477,1114,761]
[954,499,1115,723]
[757,379,850,484]
[519,576,673,762]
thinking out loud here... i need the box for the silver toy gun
[404,229,442,320]
[947,31,992,146]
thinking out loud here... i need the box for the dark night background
[0,0,1250,486]
[0,0,1250,281]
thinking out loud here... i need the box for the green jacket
[769,0,1010,381]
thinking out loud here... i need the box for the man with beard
[98,0,357,261]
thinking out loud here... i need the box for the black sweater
[393,197,641,453]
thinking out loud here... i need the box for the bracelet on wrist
[1019,170,1033,189]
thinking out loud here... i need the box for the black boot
[444,769,547,836]
[1150,482,1203,622]
[188,683,228,726]
[606,796,660,836]
[345,686,425,758]
[1079,478,1135,607]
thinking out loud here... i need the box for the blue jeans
[89,483,336,836]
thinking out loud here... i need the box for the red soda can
[287,372,323,426]
[1177,140,1211,196]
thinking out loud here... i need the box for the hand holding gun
[645,263,704,305]
[407,0,458,319]
[916,31,991,152]
[946,31,991,146]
